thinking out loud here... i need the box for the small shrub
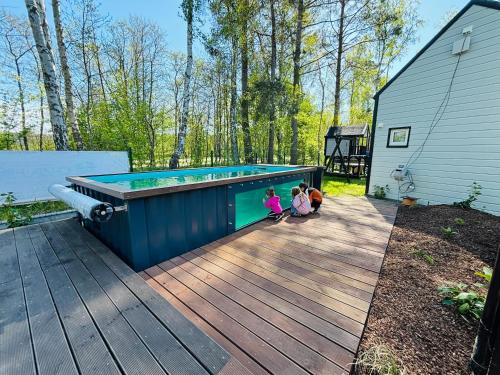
[454,182,482,209]
[441,226,457,238]
[411,249,435,265]
[454,218,465,225]
[0,192,32,228]
[373,185,390,199]
[438,283,485,321]
[354,344,406,375]
[439,268,491,321]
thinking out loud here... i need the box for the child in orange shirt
[299,182,322,213]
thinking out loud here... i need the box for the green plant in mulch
[438,267,492,321]
[475,266,493,284]
[0,192,32,228]
[354,344,406,375]
[373,185,390,199]
[411,249,435,265]
[454,217,465,225]
[441,226,457,238]
[453,182,482,209]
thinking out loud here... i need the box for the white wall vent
[452,35,471,55]
[452,25,473,55]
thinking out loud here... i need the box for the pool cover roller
[49,184,114,222]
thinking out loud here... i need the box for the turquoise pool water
[89,165,300,190]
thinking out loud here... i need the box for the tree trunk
[14,58,29,150]
[289,0,304,165]
[317,66,325,166]
[240,0,252,163]
[333,0,345,127]
[25,0,69,150]
[267,0,277,164]
[229,33,239,164]
[169,0,194,169]
[52,0,84,150]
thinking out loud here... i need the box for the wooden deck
[0,220,249,375]
[141,197,398,375]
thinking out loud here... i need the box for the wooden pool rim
[66,165,319,200]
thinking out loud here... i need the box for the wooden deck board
[27,224,122,375]
[61,220,248,375]
[51,220,209,375]
[0,228,37,375]
[1,221,245,375]
[144,197,397,375]
[14,227,78,375]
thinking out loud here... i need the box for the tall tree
[229,31,239,164]
[239,0,252,163]
[266,0,277,164]
[170,0,195,169]
[332,0,345,127]
[25,0,69,150]
[52,0,84,149]
[1,14,32,150]
[289,0,304,164]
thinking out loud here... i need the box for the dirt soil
[358,204,500,375]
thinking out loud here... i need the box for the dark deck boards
[1,221,249,375]
[142,197,397,375]
[1,196,396,375]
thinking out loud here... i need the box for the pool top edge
[67,165,319,200]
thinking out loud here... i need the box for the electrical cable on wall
[405,34,469,168]
[389,31,470,197]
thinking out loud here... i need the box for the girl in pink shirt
[263,188,284,221]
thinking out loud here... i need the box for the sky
[2,0,471,75]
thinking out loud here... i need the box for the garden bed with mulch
[357,204,500,375]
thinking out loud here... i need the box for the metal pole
[471,245,500,374]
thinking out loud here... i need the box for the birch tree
[25,0,69,150]
[52,0,84,149]
[169,0,196,169]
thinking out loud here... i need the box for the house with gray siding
[367,0,500,216]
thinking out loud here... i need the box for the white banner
[0,151,129,203]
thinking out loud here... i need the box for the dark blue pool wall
[73,169,318,271]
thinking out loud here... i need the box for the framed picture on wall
[387,127,411,148]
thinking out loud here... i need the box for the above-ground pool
[68,165,322,271]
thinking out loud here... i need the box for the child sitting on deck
[263,188,284,221]
[299,182,323,213]
[291,187,311,217]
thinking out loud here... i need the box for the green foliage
[438,283,485,321]
[439,267,493,321]
[373,185,390,199]
[0,195,69,228]
[475,267,493,284]
[355,344,406,375]
[454,182,482,209]
[0,192,32,228]
[322,176,365,197]
[440,226,457,238]
[454,217,465,225]
[411,249,435,265]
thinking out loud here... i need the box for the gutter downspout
[365,95,379,195]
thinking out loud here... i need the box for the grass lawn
[0,200,70,222]
[322,176,366,197]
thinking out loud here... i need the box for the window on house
[387,127,411,148]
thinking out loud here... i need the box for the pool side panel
[142,185,229,267]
